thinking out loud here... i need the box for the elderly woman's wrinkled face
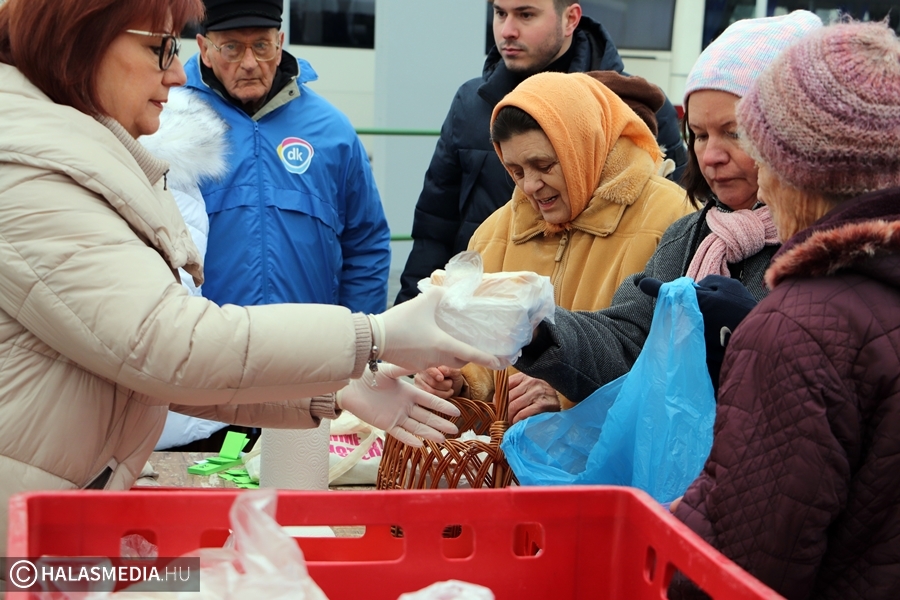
[499,129,571,224]
[95,18,186,138]
[688,90,759,211]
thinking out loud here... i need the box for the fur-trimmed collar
[139,87,229,191]
[766,187,900,289]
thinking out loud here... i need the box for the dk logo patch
[277,137,314,174]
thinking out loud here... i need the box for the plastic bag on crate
[71,489,329,599]
[418,251,555,367]
[501,277,716,504]
[399,579,494,599]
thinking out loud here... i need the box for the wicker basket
[377,369,517,489]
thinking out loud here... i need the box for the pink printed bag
[328,411,384,486]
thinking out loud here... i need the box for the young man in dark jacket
[395,0,687,304]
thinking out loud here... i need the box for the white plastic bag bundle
[418,252,555,367]
[399,579,494,599]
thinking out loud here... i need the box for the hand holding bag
[501,277,716,503]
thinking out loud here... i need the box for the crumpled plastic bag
[72,489,328,599]
[399,580,494,599]
[419,251,555,367]
[501,277,716,503]
[120,533,159,559]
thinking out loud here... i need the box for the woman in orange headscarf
[417,71,694,406]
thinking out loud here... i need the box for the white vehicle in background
[177,1,900,124]
[282,0,899,111]
[580,0,899,109]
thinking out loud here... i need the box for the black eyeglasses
[126,29,180,71]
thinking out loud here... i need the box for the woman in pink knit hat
[671,21,900,599]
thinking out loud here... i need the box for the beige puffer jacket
[0,64,370,552]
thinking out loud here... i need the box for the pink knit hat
[683,10,822,104]
[737,22,900,197]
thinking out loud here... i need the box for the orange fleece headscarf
[491,72,662,231]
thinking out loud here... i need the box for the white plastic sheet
[419,252,555,367]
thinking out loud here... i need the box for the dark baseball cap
[202,0,283,32]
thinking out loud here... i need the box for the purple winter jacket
[672,187,900,600]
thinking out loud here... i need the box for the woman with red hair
[0,0,501,555]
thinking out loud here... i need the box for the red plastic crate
[7,486,781,599]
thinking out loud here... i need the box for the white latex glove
[336,362,462,447]
[370,286,503,372]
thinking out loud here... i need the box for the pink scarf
[687,205,779,280]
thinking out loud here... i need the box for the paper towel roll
[259,423,330,490]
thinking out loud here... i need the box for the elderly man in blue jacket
[185,0,390,314]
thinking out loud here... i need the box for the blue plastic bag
[501,277,716,503]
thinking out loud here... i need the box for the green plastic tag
[218,431,249,460]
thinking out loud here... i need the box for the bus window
[769,0,899,34]
[703,0,757,48]
[581,0,677,51]
[705,0,900,49]
[289,0,375,48]
[484,0,677,53]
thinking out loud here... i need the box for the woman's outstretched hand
[337,362,461,447]
[370,287,503,372]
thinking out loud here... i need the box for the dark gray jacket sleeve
[516,212,704,402]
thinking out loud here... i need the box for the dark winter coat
[673,187,900,599]
[395,16,688,304]
[516,200,778,402]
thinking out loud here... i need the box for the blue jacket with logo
[183,54,391,314]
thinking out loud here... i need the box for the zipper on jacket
[554,233,569,263]
[551,232,569,304]
[254,122,270,303]
[163,171,168,191]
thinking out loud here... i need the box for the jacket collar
[511,138,654,242]
[137,87,230,191]
[478,15,624,107]
[766,187,900,289]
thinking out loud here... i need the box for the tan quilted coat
[0,63,369,553]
